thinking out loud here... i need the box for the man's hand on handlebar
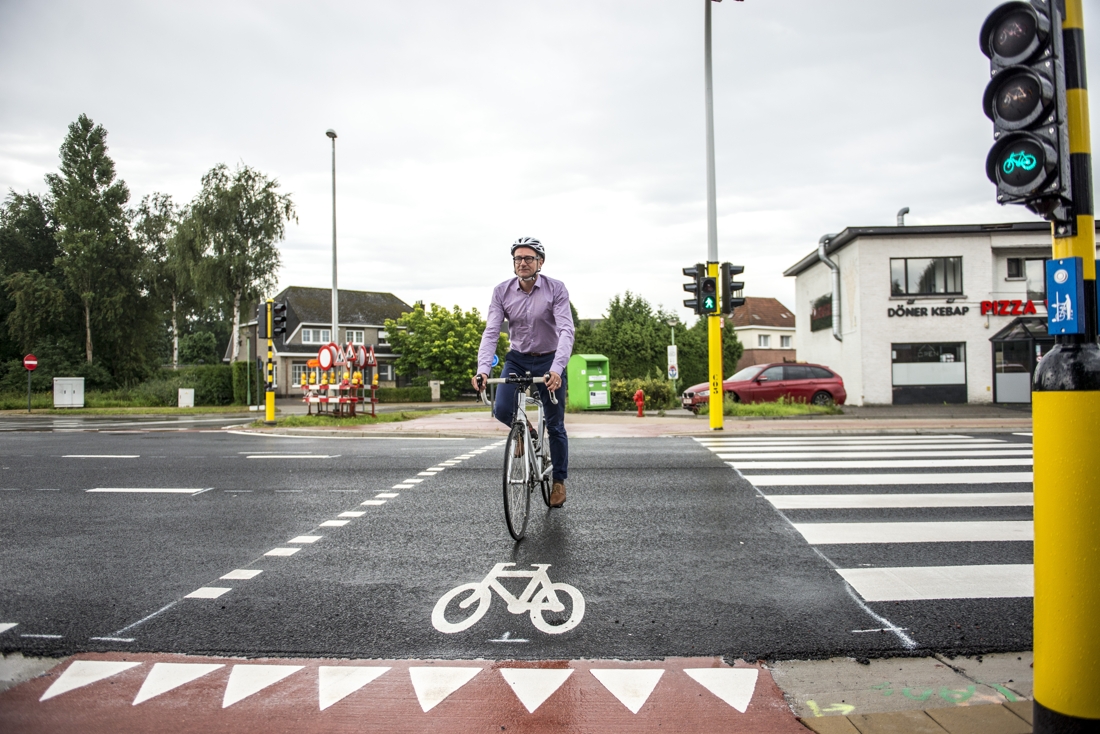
[544,371,562,392]
[472,373,488,393]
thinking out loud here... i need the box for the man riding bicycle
[472,237,575,507]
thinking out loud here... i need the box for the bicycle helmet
[510,237,545,259]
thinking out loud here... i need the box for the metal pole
[1033,1,1100,730]
[27,369,31,413]
[327,130,339,345]
[265,299,276,425]
[246,335,251,408]
[704,0,724,430]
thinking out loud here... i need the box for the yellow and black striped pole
[1033,1,1100,731]
[264,298,276,425]
[707,261,724,430]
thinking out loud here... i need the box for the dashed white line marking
[338,511,366,518]
[428,466,446,471]
[22,634,62,639]
[320,520,349,527]
[64,455,138,458]
[86,488,204,494]
[264,548,300,556]
[246,455,333,459]
[376,493,399,498]
[220,570,263,580]
[361,500,386,506]
[417,471,438,477]
[289,536,322,543]
[89,636,134,642]
[403,478,425,483]
[185,587,232,599]
[393,484,414,489]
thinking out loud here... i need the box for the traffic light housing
[258,303,269,339]
[981,0,1071,222]
[700,276,718,314]
[683,263,705,314]
[720,262,745,314]
[272,301,288,336]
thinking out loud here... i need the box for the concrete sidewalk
[249,403,1032,439]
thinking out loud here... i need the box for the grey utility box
[53,377,85,408]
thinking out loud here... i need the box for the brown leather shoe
[550,481,566,507]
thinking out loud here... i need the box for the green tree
[384,303,508,400]
[0,191,65,362]
[676,317,744,389]
[3,270,67,353]
[584,292,672,379]
[188,163,295,362]
[46,114,140,367]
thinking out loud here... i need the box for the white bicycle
[432,563,585,635]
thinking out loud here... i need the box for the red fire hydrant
[633,389,645,418]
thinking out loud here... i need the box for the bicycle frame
[481,374,554,483]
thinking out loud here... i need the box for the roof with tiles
[271,286,412,326]
[729,297,795,329]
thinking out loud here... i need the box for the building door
[891,342,967,404]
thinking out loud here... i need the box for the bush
[375,386,432,403]
[127,365,234,406]
[607,377,676,411]
[232,361,263,405]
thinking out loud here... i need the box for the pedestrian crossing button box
[566,354,610,411]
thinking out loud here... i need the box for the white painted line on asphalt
[766,492,1034,509]
[264,548,300,556]
[225,430,465,440]
[393,484,414,489]
[417,471,438,476]
[731,458,1034,470]
[744,471,1034,486]
[361,500,386,506]
[86,488,205,494]
[185,587,232,599]
[697,434,986,443]
[35,488,59,491]
[320,520,349,527]
[404,478,425,483]
[441,461,461,465]
[275,489,303,493]
[220,570,263,580]
[428,466,446,471]
[1014,432,1033,436]
[376,492,399,498]
[837,564,1034,601]
[21,634,62,638]
[289,536,322,543]
[89,637,134,642]
[793,520,1033,545]
[457,455,475,459]
[707,442,1021,453]
[246,455,333,459]
[240,451,313,454]
[64,455,139,458]
[0,623,17,634]
[338,511,366,518]
[718,449,1032,460]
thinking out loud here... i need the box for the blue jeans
[492,351,568,482]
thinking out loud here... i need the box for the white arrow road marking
[590,669,664,714]
[0,623,17,634]
[133,663,224,705]
[222,664,303,708]
[408,667,483,712]
[317,666,390,710]
[499,668,574,713]
[683,668,759,713]
[40,661,141,701]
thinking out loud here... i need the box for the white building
[728,297,797,370]
[784,222,1098,406]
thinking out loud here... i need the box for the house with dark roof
[728,297,796,370]
[230,286,413,396]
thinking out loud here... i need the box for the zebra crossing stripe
[836,564,1034,601]
[696,435,1000,445]
[743,472,1034,486]
[717,449,1031,460]
[730,458,1034,470]
[766,492,1033,509]
[792,520,1033,545]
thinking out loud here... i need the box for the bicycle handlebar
[477,373,558,405]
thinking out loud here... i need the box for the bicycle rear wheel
[503,423,531,540]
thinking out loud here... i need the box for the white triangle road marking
[222,664,303,708]
[500,668,573,713]
[318,666,390,710]
[0,623,17,634]
[40,660,142,701]
[133,663,224,705]
[590,668,664,714]
[684,668,759,713]
[408,666,482,712]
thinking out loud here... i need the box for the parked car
[681,362,846,411]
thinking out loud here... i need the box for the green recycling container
[566,354,610,410]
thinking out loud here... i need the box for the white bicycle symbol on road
[432,563,585,635]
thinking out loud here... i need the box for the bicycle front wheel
[503,423,531,540]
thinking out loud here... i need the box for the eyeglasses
[513,256,539,264]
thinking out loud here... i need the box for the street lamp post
[326,129,339,345]
[703,0,724,430]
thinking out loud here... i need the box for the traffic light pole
[264,298,276,425]
[1033,2,1100,731]
[704,0,723,430]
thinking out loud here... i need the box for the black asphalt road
[0,429,1031,662]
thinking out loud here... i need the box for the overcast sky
[2,1,1098,322]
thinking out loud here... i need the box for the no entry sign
[24,354,37,371]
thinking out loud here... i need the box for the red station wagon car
[681,362,847,411]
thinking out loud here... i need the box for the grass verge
[699,396,844,417]
[253,407,485,428]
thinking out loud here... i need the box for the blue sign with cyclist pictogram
[1046,257,1085,335]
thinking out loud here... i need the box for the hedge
[607,377,677,411]
[375,386,433,403]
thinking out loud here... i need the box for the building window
[781,335,792,348]
[347,330,365,345]
[890,257,963,296]
[377,330,389,346]
[1025,258,1047,301]
[291,363,309,386]
[758,334,771,348]
[302,328,331,344]
[1007,257,1024,279]
[376,363,394,381]
[891,342,967,404]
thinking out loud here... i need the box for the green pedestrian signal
[701,277,718,314]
